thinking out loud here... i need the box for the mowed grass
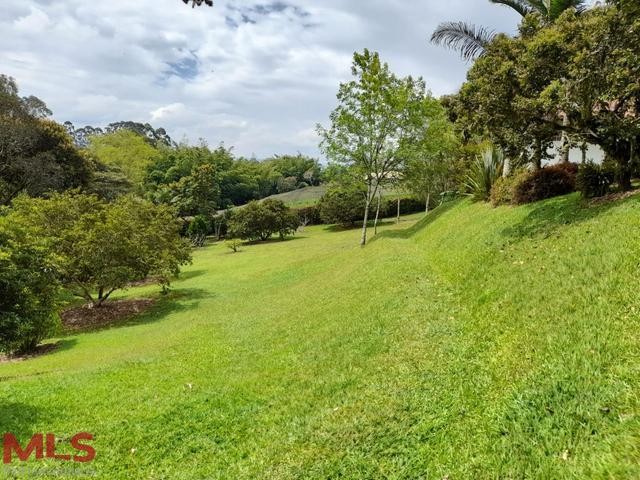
[2,194,640,479]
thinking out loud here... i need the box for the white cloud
[1,0,521,158]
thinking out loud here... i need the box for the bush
[228,199,298,241]
[8,193,192,308]
[576,162,614,198]
[512,165,576,205]
[319,185,365,226]
[187,215,209,247]
[381,196,425,217]
[0,220,60,354]
[225,239,242,253]
[489,169,530,207]
[465,147,504,202]
[295,205,322,227]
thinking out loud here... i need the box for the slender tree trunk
[560,116,571,164]
[360,184,371,247]
[425,193,431,213]
[396,196,401,224]
[373,190,382,236]
[503,156,511,177]
[581,142,588,164]
[533,141,543,170]
[617,153,633,191]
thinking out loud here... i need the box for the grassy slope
[2,194,640,479]
[260,185,327,207]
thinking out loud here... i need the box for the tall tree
[0,75,90,205]
[318,50,436,246]
[431,0,587,61]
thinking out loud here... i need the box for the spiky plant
[465,147,505,201]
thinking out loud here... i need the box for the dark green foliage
[0,76,90,205]
[512,165,576,205]
[576,162,615,198]
[319,186,366,227]
[294,205,322,227]
[228,200,298,242]
[0,219,59,354]
[8,193,192,307]
[187,215,210,247]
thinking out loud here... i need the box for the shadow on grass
[244,236,307,245]
[323,219,397,233]
[500,192,638,240]
[176,269,208,282]
[0,403,41,438]
[369,201,461,243]
[60,288,211,337]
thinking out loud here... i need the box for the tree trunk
[533,141,543,170]
[425,193,431,214]
[559,116,571,164]
[581,142,588,164]
[360,185,371,247]
[619,155,633,191]
[396,196,401,224]
[373,190,382,236]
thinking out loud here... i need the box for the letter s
[70,433,95,463]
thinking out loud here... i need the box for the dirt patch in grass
[0,342,61,364]
[589,189,640,206]
[61,298,156,332]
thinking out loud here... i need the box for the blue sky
[2,0,522,158]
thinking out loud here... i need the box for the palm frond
[430,22,497,62]
[489,0,535,18]
[547,0,587,20]
[182,0,213,7]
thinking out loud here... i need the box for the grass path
[1,195,640,478]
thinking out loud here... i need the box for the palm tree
[182,0,213,7]
[431,0,586,61]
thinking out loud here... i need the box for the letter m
[3,433,44,464]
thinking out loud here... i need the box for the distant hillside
[260,185,328,208]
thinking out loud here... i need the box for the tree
[182,0,213,7]
[318,183,366,227]
[88,130,161,189]
[228,200,298,242]
[8,193,192,307]
[456,3,640,190]
[170,163,221,218]
[431,0,587,61]
[318,50,437,246]
[0,75,90,205]
[403,100,459,212]
[0,216,59,354]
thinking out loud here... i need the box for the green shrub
[465,147,504,202]
[380,197,425,217]
[0,220,60,354]
[295,205,321,227]
[489,169,529,207]
[319,185,365,226]
[512,165,576,205]
[576,162,614,198]
[228,199,298,241]
[8,193,192,308]
[187,215,209,246]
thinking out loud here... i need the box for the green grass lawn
[2,193,640,479]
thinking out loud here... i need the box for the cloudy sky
[2,0,521,159]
